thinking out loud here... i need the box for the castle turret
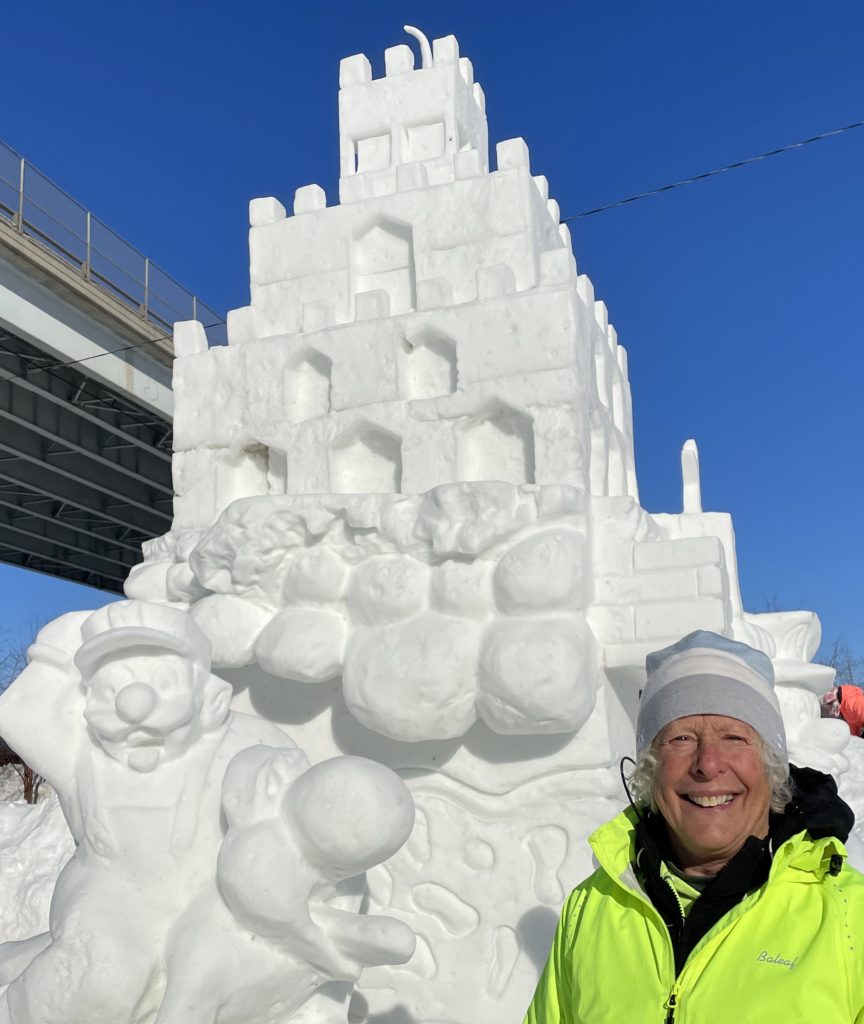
[339,28,489,201]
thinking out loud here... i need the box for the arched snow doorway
[457,402,535,484]
[353,218,416,317]
[285,349,332,422]
[399,330,457,399]
[329,422,403,494]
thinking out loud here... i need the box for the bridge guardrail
[0,139,226,347]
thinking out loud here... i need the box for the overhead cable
[0,320,226,387]
[3,119,862,384]
[561,118,864,222]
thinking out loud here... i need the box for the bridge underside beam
[0,327,174,591]
[0,542,126,593]
[0,328,173,457]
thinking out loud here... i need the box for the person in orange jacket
[821,685,864,737]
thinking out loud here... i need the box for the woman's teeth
[687,794,735,807]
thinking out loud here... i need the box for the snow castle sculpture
[0,25,849,1024]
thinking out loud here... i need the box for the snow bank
[0,793,72,941]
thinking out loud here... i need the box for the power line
[561,118,864,222]
[0,320,226,387]
[3,119,861,385]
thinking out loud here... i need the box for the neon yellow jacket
[524,808,864,1024]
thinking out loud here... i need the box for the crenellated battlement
[338,29,488,204]
[230,29,596,344]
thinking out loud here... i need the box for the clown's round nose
[115,682,157,724]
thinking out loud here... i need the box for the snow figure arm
[155,747,415,1024]
[0,611,91,787]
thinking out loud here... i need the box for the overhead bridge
[0,139,224,593]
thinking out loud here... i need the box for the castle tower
[169,29,635,526]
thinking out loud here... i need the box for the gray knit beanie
[636,630,787,769]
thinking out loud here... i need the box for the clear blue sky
[1,0,862,656]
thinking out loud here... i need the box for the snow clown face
[83,649,229,772]
[74,602,231,772]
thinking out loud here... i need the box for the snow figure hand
[156,746,415,1024]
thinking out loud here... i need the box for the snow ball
[283,546,349,603]
[348,555,429,626]
[286,756,414,876]
[494,530,587,613]
[343,615,480,741]
[430,560,493,620]
[190,594,272,668]
[478,615,599,734]
[254,608,347,683]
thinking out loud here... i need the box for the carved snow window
[330,423,403,494]
[457,402,535,484]
[285,350,332,423]
[356,133,391,172]
[406,121,446,162]
[353,219,416,316]
[399,331,457,399]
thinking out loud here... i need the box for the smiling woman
[651,716,773,876]
[524,630,864,1024]
[629,716,793,876]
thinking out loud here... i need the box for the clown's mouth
[126,736,165,747]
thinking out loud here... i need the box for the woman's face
[653,715,772,876]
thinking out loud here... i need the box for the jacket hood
[772,764,854,847]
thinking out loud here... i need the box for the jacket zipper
[662,875,687,962]
[664,993,677,1023]
[662,877,685,1023]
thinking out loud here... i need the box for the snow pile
[0,766,26,803]
[0,794,72,941]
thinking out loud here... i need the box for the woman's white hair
[627,737,792,815]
